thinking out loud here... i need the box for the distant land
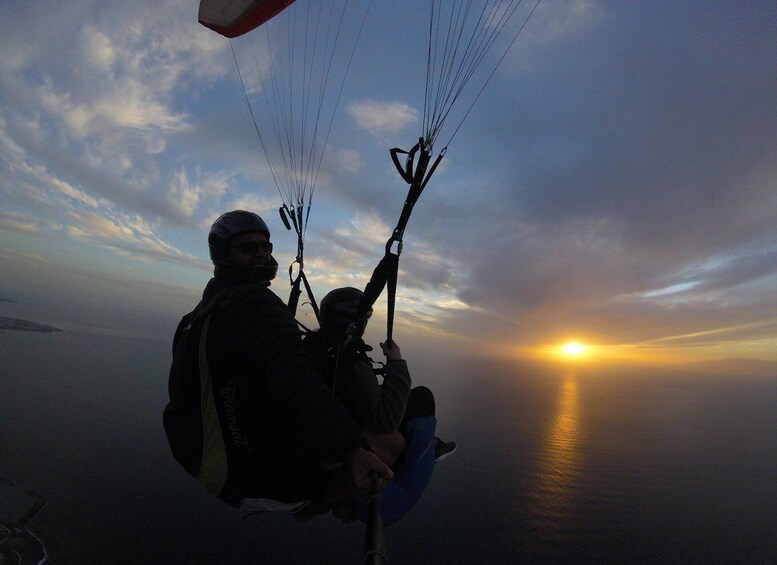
[0,296,62,332]
[0,316,62,333]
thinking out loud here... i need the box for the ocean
[1,330,776,564]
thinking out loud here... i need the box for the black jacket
[163,276,362,504]
[303,329,411,433]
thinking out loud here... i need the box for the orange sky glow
[504,336,777,366]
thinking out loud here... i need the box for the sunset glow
[525,340,603,363]
[1,2,775,366]
[562,341,588,357]
[525,341,597,362]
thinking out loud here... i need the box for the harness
[279,204,321,323]
[165,285,252,499]
[304,332,384,395]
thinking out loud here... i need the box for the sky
[1,0,776,364]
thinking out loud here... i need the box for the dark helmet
[320,287,365,334]
[208,210,277,280]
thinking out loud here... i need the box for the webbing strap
[348,253,399,345]
[385,262,398,346]
[281,203,320,324]
[288,268,320,323]
[349,139,444,344]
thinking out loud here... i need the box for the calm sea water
[1,330,776,564]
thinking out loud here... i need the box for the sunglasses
[230,240,273,255]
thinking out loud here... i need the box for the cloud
[348,100,419,136]
[330,148,365,175]
[0,0,240,225]
[1,1,776,360]
[60,205,202,269]
[81,25,118,71]
[290,212,395,295]
[0,135,200,271]
[526,0,605,43]
[227,193,278,217]
[329,212,392,256]
[0,210,49,236]
[166,168,238,221]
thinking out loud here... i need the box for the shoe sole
[434,445,457,462]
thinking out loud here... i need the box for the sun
[561,341,588,357]
[530,340,597,362]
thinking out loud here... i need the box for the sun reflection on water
[527,373,580,536]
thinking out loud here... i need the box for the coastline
[0,316,62,333]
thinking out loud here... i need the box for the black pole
[363,472,387,564]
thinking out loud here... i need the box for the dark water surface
[1,331,776,563]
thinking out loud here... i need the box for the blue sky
[1,1,776,362]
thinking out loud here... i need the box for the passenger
[304,287,456,453]
[298,287,456,523]
[163,211,393,511]
[303,287,412,434]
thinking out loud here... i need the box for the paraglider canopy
[197,0,371,321]
[199,0,296,38]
